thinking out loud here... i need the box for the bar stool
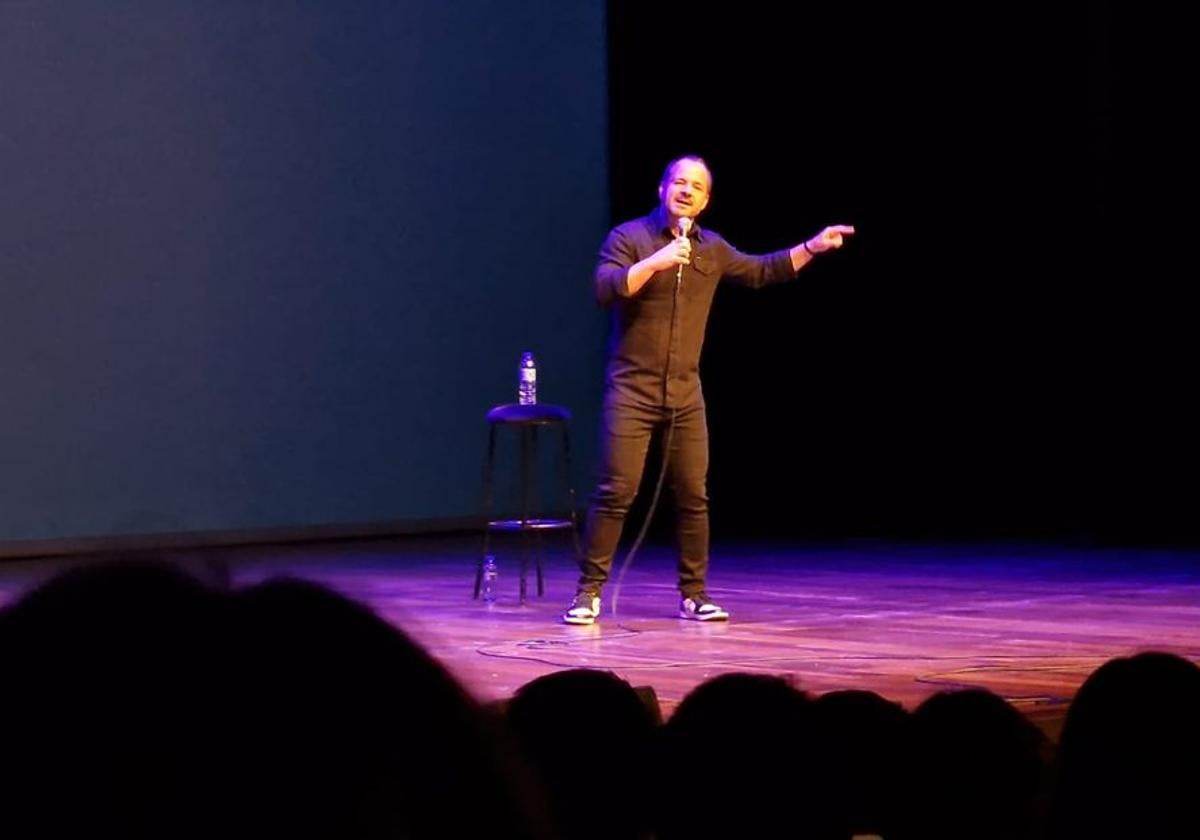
[474,403,583,603]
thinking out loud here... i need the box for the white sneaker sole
[679,609,729,621]
[562,613,597,625]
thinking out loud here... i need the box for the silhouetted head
[509,668,658,840]
[1051,651,1200,837]
[658,673,813,839]
[903,689,1049,840]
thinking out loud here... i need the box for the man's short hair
[660,155,712,190]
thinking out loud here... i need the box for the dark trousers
[578,395,709,597]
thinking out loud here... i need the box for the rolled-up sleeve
[594,226,637,306]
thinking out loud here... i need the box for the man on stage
[564,155,855,625]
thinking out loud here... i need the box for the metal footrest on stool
[488,518,575,532]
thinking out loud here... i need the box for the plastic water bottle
[481,555,498,603]
[518,352,537,405]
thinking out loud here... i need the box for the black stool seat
[487,403,572,424]
[476,402,583,603]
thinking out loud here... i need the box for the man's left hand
[806,224,856,254]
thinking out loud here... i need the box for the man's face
[658,159,711,220]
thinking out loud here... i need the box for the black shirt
[594,207,797,407]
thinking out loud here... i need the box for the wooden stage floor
[4,535,1198,735]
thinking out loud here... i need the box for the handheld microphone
[676,216,692,283]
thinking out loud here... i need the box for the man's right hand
[621,236,692,297]
[643,236,692,272]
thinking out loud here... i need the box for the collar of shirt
[650,206,705,242]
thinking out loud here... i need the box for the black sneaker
[679,593,729,621]
[562,590,601,625]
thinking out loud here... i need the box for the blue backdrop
[0,1,609,545]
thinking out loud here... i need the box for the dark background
[3,2,1195,554]
[610,2,1197,547]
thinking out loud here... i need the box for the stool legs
[519,426,531,603]
[475,418,581,603]
[475,424,499,600]
[527,426,546,598]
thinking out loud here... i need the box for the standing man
[564,155,854,625]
